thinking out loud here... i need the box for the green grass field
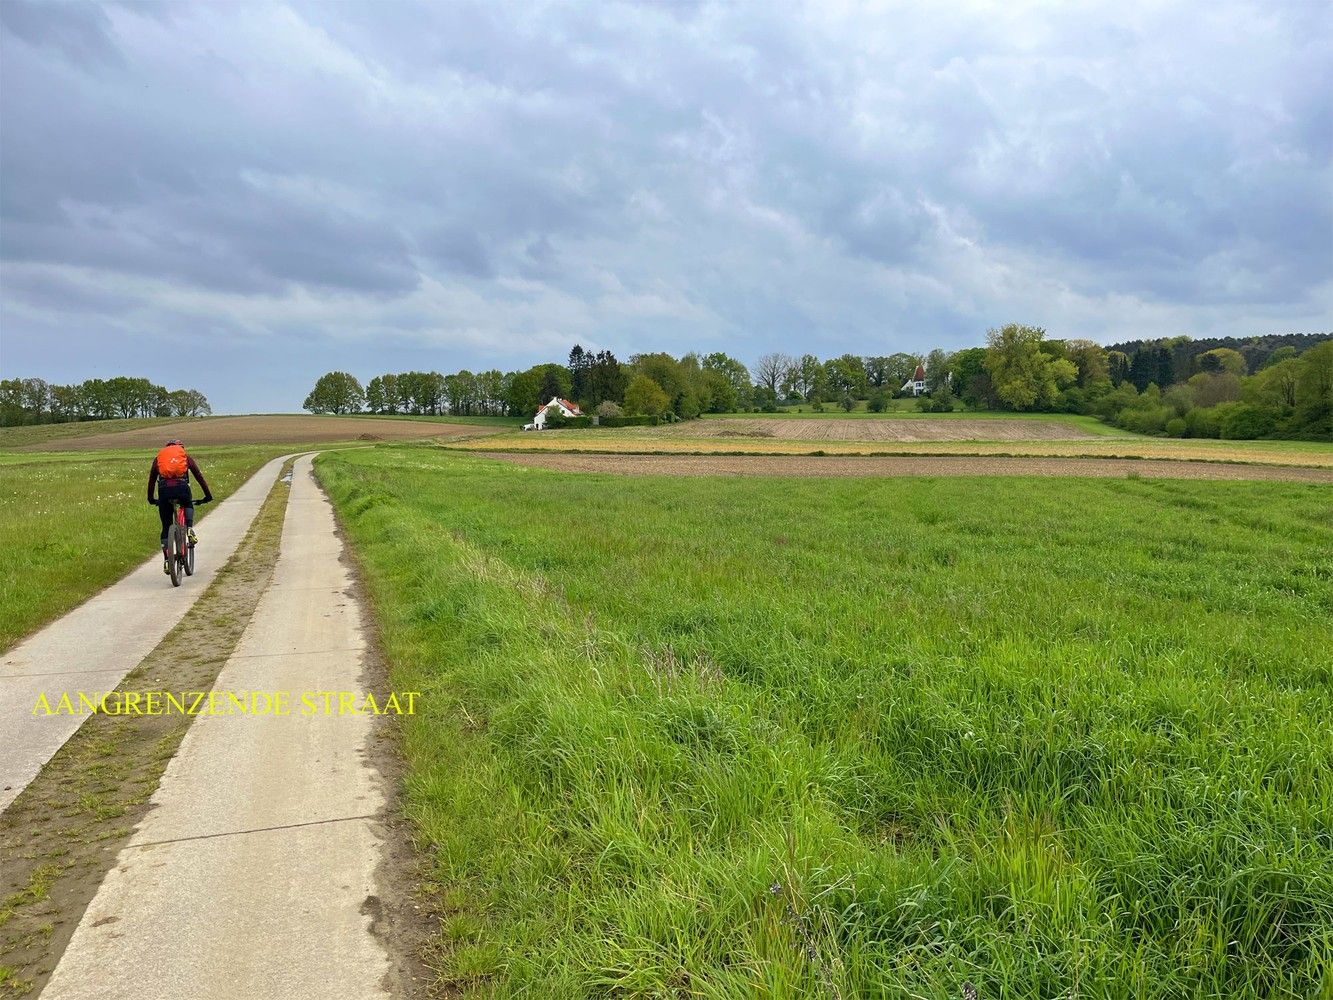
[0,446,300,650]
[319,447,1333,998]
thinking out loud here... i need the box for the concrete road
[0,454,296,813]
[42,455,392,1000]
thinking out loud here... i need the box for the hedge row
[542,413,661,429]
[597,415,660,427]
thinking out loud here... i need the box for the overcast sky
[1,1,1330,412]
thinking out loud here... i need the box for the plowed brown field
[15,415,503,451]
[650,417,1100,441]
[480,451,1333,483]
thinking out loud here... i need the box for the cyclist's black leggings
[157,482,194,545]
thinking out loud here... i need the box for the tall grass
[319,447,1333,998]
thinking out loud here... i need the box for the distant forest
[301,328,1331,442]
[0,377,211,427]
[5,331,1327,441]
[1103,333,1328,381]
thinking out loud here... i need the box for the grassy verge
[319,447,1333,998]
[443,432,1333,467]
[0,445,304,651]
[0,459,293,997]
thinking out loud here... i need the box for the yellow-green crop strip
[320,446,1333,998]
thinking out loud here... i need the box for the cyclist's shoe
[163,557,171,575]
[188,529,198,547]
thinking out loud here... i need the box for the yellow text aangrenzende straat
[32,690,421,718]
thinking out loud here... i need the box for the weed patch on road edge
[315,459,453,1000]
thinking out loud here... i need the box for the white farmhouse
[525,397,583,430]
[900,363,927,396]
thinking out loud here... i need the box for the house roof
[534,397,583,418]
[913,364,926,381]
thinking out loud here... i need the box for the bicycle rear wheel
[169,522,183,587]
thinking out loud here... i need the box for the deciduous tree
[925,349,952,395]
[885,353,921,392]
[702,352,751,411]
[753,353,793,395]
[168,389,211,417]
[303,372,365,414]
[984,324,1076,411]
[623,374,669,417]
[1066,339,1110,388]
[1197,347,1247,377]
[863,357,890,388]
[1251,358,1302,409]
[825,354,869,398]
[789,354,822,400]
[950,347,988,406]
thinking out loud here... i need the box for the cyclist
[147,439,213,574]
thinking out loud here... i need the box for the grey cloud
[1,0,1329,411]
[0,0,122,67]
[1,266,139,315]
[419,226,493,279]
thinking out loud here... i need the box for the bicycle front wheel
[169,523,183,587]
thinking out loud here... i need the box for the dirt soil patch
[16,415,501,452]
[446,432,1333,467]
[648,417,1101,442]
[480,452,1333,484]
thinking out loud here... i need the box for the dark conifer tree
[1128,349,1155,390]
[588,350,626,406]
[568,345,590,403]
[1155,347,1175,387]
[538,367,564,404]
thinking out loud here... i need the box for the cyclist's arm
[147,459,159,503]
[187,457,213,500]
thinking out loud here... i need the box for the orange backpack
[157,444,188,479]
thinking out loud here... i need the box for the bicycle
[163,495,210,587]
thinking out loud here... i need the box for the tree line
[304,348,757,420]
[305,348,930,420]
[0,377,212,426]
[960,326,1331,440]
[302,327,1330,440]
[1103,332,1327,383]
